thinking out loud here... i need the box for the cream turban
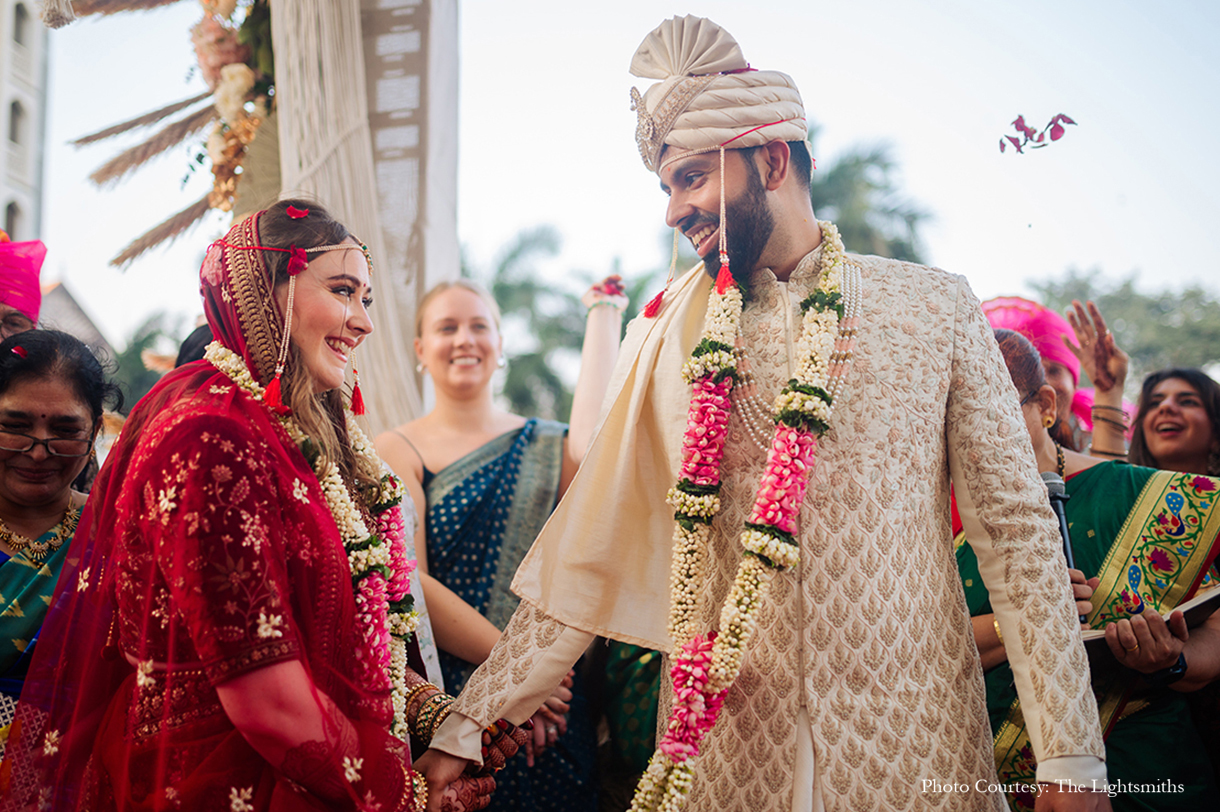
[629,15,808,172]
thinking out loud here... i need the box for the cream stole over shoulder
[511,264,713,652]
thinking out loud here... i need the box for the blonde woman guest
[376,277,625,810]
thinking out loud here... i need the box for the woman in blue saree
[377,278,625,810]
[956,330,1220,812]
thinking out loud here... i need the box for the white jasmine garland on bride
[205,342,421,738]
[630,221,861,812]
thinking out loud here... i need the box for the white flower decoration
[343,756,363,784]
[229,786,254,812]
[42,729,61,757]
[256,610,284,639]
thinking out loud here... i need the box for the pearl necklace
[729,262,863,455]
[0,506,81,564]
[730,347,773,453]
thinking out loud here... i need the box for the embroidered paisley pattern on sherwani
[435,247,1105,811]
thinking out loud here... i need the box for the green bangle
[588,300,625,313]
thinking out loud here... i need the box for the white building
[0,0,47,241]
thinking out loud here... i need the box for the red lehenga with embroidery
[0,213,420,812]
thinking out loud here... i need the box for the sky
[36,0,1220,348]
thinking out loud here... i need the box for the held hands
[414,750,495,812]
[1064,300,1128,394]
[475,718,531,775]
[582,275,629,313]
[1104,608,1189,673]
[432,774,496,812]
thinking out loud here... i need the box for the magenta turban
[0,233,47,323]
[981,296,1079,384]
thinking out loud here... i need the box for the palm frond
[73,91,212,146]
[110,194,211,268]
[72,0,187,16]
[89,106,217,187]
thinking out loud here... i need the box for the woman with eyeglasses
[0,329,120,749]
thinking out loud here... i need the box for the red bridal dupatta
[0,212,416,811]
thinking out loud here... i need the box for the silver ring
[545,725,558,734]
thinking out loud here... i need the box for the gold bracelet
[414,693,456,743]
[426,704,454,742]
[403,682,437,726]
[993,617,1004,645]
[409,770,428,812]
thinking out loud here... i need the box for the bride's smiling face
[276,243,374,393]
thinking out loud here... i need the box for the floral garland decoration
[204,342,420,737]
[630,221,861,812]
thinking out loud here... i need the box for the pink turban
[0,231,46,323]
[981,296,1080,384]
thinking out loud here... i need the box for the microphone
[1042,471,1084,622]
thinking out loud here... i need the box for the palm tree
[806,126,929,263]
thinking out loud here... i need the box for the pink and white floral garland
[205,342,421,737]
[630,222,861,812]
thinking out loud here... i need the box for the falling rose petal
[1057,113,1077,125]
[1049,122,1065,141]
[999,139,1007,153]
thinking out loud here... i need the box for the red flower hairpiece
[287,246,308,276]
[286,205,310,220]
[11,346,26,358]
[212,239,310,276]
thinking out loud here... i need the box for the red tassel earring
[350,351,366,416]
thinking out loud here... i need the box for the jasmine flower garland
[205,342,420,738]
[631,222,861,812]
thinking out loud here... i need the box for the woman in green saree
[957,329,1220,812]
[0,330,120,747]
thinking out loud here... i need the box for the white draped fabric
[270,0,460,432]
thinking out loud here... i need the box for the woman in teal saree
[956,329,1220,812]
[377,278,626,810]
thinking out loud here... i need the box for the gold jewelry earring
[1043,415,1054,428]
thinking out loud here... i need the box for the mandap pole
[270,0,459,434]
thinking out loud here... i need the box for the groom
[418,15,1110,812]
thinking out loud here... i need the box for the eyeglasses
[0,313,34,339]
[0,431,91,457]
[1018,390,1038,407]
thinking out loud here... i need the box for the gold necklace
[0,505,81,564]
